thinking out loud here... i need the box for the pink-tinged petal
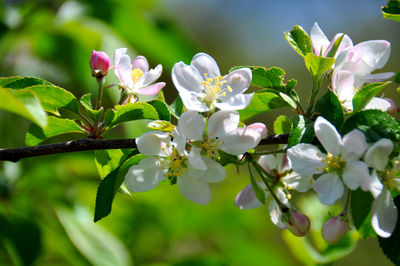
[247,122,268,139]
[131,55,149,72]
[313,173,344,205]
[287,144,324,176]
[341,129,367,160]
[125,156,166,192]
[321,216,349,244]
[326,33,353,57]
[137,82,165,96]
[342,160,370,190]
[235,182,265,209]
[220,126,261,155]
[365,138,393,171]
[116,54,133,88]
[172,62,203,94]
[223,68,252,95]
[310,22,330,56]
[136,131,171,156]
[383,98,398,114]
[90,50,111,75]
[286,210,310,237]
[351,40,391,70]
[372,188,398,238]
[207,110,240,138]
[314,116,341,156]
[202,158,226,183]
[332,70,355,104]
[191,52,221,78]
[258,154,280,174]
[177,174,211,205]
[177,111,206,140]
[214,93,253,111]
[365,97,395,112]
[364,72,395,83]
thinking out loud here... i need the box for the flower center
[200,136,223,159]
[160,145,187,185]
[320,153,345,173]
[200,73,232,105]
[382,159,400,191]
[131,68,144,85]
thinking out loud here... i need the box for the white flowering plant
[1,5,400,264]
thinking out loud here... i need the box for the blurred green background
[0,0,399,265]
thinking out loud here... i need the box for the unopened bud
[247,123,268,139]
[90,50,110,78]
[321,215,348,244]
[286,210,310,236]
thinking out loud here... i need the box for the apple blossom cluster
[85,21,400,249]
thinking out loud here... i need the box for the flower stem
[305,76,322,118]
[255,149,287,156]
[95,77,105,110]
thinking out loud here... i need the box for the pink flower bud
[90,50,110,77]
[321,216,348,244]
[247,123,268,139]
[286,211,310,236]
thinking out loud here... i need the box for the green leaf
[351,189,376,238]
[352,82,391,113]
[25,116,85,146]
[248,164,265,205]
[284,25,313,57]
[305,53,335,78]
[341,110,400,142]
[80,93,104,122]
[378,196,400,265]
[28,84,80,115]
[273,115,292,134]
[0,87,48,128]
[0,77,23,87]
[57,207,132,266]
[147,120,176,132]
[95,149,129,179]
[395,71,400,84]
[314,90,344,128]
[217,150,239,166]
[94,153,144,222]
[279,92,297,109]
[238,92,290,121]
[230,66,297,93]
[80,93,93,110]
[288,115,314,147]
[148,100,171,121]
[382,0,400,22]
[1,76,52,89]
[326,34,345,58]
[104,102,159,129]
[168,95,184,118]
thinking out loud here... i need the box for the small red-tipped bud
[321,215,348,244]
[90,50,110,78]
[286,210,310,237]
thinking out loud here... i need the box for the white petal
[369,170,384,198]
[341,129,367,160]
[187,147,207,171]
[116,54,133,88]
[207,110,239,138]
[372,188,398,238]
[191,52,221,78]
[268,189,289,229]
[220,126,260,155]
[314,116,341,156]
[313,173,344,205]
[177,111,206,140]
[365,138,393,171]
[342,160,370,190]
[364,72,395,83]
[235,182,265,209]
[223,68,251,95]
[136,131,171,156]
[332,70,355,104]
[179,90,209,112]
[364,97,394,112]
[310,22,330,56]
[202,158,226,183]
[177,174,211,205]
[113,48,127,76]
[132,55,149,72]
[215,93,253,111]
[258,154,280,174]
[352,40,391,71]
[287,144,324,176]
[124,157,165,192]
[281,172,313,193]
[140,64,163,88]
[172,62,203,94]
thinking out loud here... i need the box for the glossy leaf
[238,92,290,121]
[314,90,344,128]
[382,0,400,22]
[95,149,129,179]
[305,53,335,78]
[147,120,175,132]
[288,115,314,147]
[0,87,48,128]
[352,82,390,113]
[80,93,104,122]
[341,110,400,142]
[148,100,171,121]
[25,116,85,146]
[168,95,184,119]
[284,25,313,57]
[1,76,52,89]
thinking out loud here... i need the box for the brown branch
[0,134,289,163]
